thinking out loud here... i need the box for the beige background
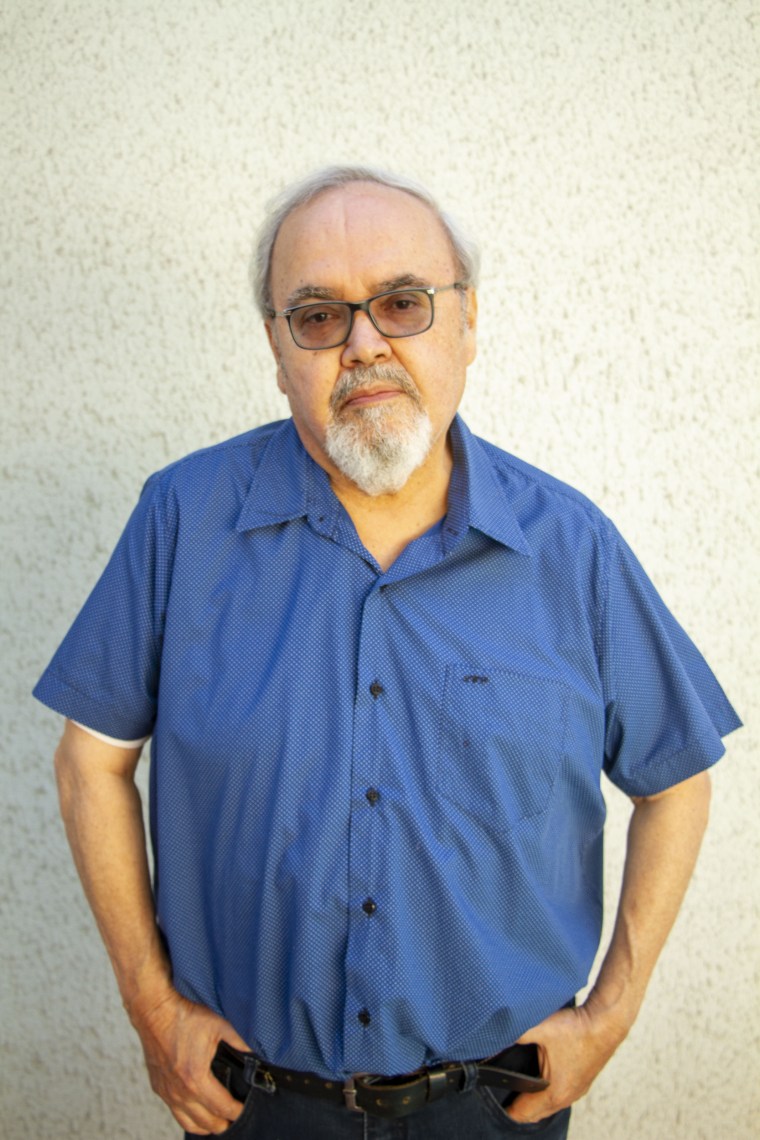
[3,1,758,1137]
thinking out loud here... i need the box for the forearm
[55,720,248,1132]
[55,721,173,1020]
[588,769,712,1034]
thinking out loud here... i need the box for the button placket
[343,583,389,1066]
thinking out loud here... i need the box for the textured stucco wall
[2,1,758,1137]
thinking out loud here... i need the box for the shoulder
[140,419,289,504]
[119,420,294,547]
[473,432,615,547]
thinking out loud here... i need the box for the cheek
[279,362,334,417]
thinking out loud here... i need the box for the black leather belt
[212,1041,548,1119]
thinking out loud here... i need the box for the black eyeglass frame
[269,282,467,350]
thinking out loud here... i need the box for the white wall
[3,1,758,1136]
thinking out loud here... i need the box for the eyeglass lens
[290,290,434,349]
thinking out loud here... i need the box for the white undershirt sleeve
[72,720,150,749]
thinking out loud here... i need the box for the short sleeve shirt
[34,416,741,1077]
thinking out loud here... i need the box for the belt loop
[243,1056,277,1096]
[460,1060,479,1093]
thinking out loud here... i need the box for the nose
[340,309,392,368]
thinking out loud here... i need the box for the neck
[330,433,453,571]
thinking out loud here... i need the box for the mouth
[330,365,421,417]
[341,387,405,410]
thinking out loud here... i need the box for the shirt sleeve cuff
[71,720,150,749]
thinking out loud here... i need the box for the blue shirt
[34,416,740,1078]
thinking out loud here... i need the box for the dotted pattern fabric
[33,416,740,1079]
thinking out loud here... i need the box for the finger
[174,1076,247,1134]
[504,1091,554,1125]
[219,1023,253,1052]
[513,1026,540,1044]
[514,1021,553,1049]
[172,1097,236,1136]
[159,1060,244,1129]
[202,1076,246,1122]
[221,1030,254,1053]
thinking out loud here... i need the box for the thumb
[215,1016,253,1053]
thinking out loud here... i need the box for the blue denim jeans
[186,1084,571,1139]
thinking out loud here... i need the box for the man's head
[252,166,480,318]
[255,167,479,496]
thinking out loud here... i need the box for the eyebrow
[374,274,431,292]
[284,284,339,308]
[283,273,432,310]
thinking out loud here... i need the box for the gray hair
[251,165,480,317]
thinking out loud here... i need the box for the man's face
[265,182,477,494]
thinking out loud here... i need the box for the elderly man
[35,167,740,1139]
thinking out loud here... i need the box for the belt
[212,1041,549,1119]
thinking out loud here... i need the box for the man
[35,167,740,1139]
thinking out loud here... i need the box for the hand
[504,999,628,1124]
[130,988,253,1134]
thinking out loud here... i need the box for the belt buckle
[342,1074,368,1112]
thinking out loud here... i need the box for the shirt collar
[236,419,331,532]
[236,415,531,556]
[448,416,531,555]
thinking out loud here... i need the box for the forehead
[270,183,457,302]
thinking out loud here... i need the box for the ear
[265,320,288,395]
[463,288,478,366]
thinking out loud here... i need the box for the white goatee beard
[324,366,434,497]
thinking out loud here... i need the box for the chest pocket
[437,665,569,830]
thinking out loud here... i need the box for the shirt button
[369,681,384,699]
[358,1008,371,1027]
[365,787,380,806]
[362,898,377,916]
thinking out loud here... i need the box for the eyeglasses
[270,283,466,350]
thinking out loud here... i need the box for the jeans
[185,1084,571,1139]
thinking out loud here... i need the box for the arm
[55,719,250,1135]
[508,768,712,1123]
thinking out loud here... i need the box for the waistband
[212,1042,549,1119]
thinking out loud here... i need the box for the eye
[299,305,342,326]
[385,291,424,313]
[291,304,348,340]
[373,290,427,321]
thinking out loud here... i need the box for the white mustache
[330,366,421,411]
